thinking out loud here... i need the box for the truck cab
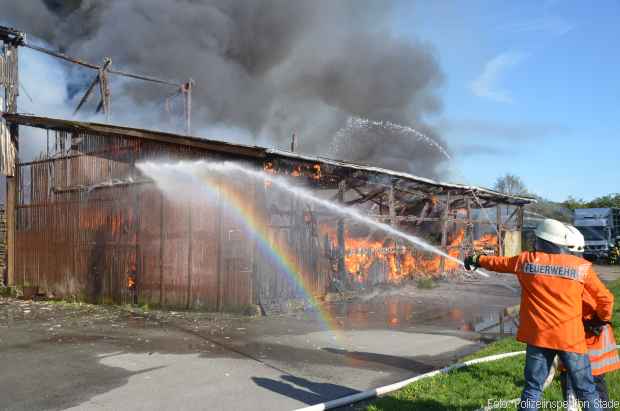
[574,208,620,261]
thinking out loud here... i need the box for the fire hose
[293,346,620,411]
[293,351,525,411]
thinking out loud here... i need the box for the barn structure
[2,113,534,311]
[0,24,535,311]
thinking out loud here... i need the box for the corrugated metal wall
[14,128,332,310]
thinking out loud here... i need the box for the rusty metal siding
[219,177,255,309]
[137,187,164,304]
[254,184,330,309]
[14,128,268,310]
[189,195,220,310]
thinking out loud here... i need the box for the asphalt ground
[1,264,617,411]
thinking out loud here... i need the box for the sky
[393,0,620,201]
[5,1,619,203]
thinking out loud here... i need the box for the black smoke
[3,0,448,177]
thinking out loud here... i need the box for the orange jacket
[479,252,614,354]
[582,291,620,375]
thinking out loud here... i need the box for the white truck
[573,208,620,262]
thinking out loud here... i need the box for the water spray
[332,117,452,161]
[138,160,489,278]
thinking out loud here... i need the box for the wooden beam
[518,206,525,253]
[440,192,450,273]
[388,183,397,228]
[346,186,385,206]
[183,79,193,135]
[4,113,267,158]
[6,175,15,286]
[337,179,346,280]
[5,120,18,286]
[74,58,111,115]
[95,58,112,121]
[415,201,431,226]
[504,206,520,227]
[497,206,504,256]
[465,197,472,257]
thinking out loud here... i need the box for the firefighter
[464,219,614,411]
[561,226,620,411]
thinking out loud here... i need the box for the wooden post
[6,171,15,286]
[440,192,450,274]
[465,197,472,258]
[388,183,397,228]
[183,79,193,135]
[496,206,503,256]
[4,41,19,287]
[499,311,505,336]
[337,179,346,280]
[100,58,112,121]
[517,205,525,253]
[96,58,112,120]
[77,58,111,116]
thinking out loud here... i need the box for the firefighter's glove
[583,317,611,337]
[464,254,481,271]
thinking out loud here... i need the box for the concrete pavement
[1,277,524,411]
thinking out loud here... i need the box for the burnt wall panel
[219,177,255,309]
[13,127,337,310]
[189,196,220,310]
[160,200,190,308]
[138,186,164,305]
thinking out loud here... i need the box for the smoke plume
[3,0,447,177]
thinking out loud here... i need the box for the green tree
[563,193,620,210]
[587,193,620,208]
[562,196,587,211]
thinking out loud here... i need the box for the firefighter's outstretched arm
[584,269,614,322]
[464,254,520,274]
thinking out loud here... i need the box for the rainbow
[195,173,344,338]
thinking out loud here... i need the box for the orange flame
[320,224,472,284]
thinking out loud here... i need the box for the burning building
[0,25,535,311]
[2,113,533,311]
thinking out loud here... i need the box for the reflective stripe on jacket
[479,252,614,354]
[587,325,620,375]
[582,290,620,375]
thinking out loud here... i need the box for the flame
[312,164,321,181]
[319,223,471,284]
[263,162,275,188]
[291,165,302,177]
[264,162,323,182]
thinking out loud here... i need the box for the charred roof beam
[0,26,25,46]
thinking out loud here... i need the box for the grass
[365,278,620,411]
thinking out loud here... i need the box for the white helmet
[565,225,585,253]
[534,218,572,246]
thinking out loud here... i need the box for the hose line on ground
[295,345,620,411]
[294,351,526,411]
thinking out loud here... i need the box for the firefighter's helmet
[565,225,585,253]
[534,218,572,247]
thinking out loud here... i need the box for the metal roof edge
[4,113,536,204]
[267,149,536,204]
